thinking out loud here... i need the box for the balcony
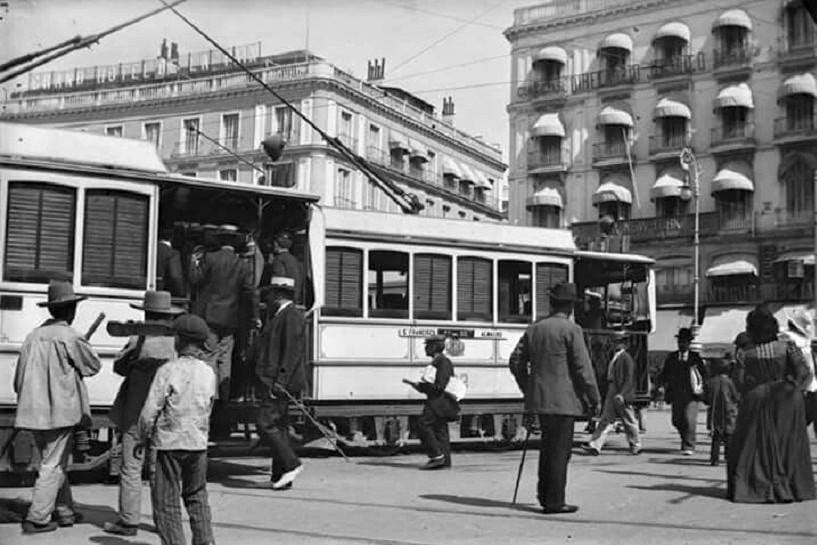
[710,123,755,154]
[773,115,817,145]
[572,66,640,94]
[712,46,752,78]
[647,54,699,81]
[591,140,631,166]
[527,146,569,174]
[516,78,569,104]
[648,133,686,160]
[705,282,813,305]
[778,34,817,70]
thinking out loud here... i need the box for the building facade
[1,46,505,222]
[506,0,817,349]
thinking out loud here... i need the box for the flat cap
[173,314,210,342]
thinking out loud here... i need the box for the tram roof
[321,208,577,254]
[575,250,656,265]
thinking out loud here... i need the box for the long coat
[14,319,101,430]
[658,350,707,404]
[608,349,636,404]
[189,246,259,333]
[509,312,600,416]
[255,303,307,394]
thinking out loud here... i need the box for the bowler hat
[130,290,185,315]
[549,282,579,302]
[424,334,446,344]
[676,327,695,342]
[173,314,210,342]
[36,280,87,308]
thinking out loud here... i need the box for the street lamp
[679,147,701,335]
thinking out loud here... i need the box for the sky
[0,0,540,161]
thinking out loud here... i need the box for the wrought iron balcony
[773,115,817,142]
[572,65,640,94]
[710,122,755,151]
[527,146,569,173]
[516,78,569,102]
[712,46,752,74]
[647,54,698,80]
[648,133,687,157]
[591,140,631,165]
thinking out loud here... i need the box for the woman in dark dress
[727,305,816,503]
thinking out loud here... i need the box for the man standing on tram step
[657,327,707,455]
[138,314,216,545]
[103,290,182,537]
[582,331,641,456]
[156,227,185,298]
[15,279,101,534]
[189,223,260,437]
[509,282,600,515]
[260,231,304,305]
[255,276,307,489]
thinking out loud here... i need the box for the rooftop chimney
[367,57,386,82]
[442,96,455,125]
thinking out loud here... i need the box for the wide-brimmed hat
[37,280,87,308]
[676,327,695,342]
[788,309,814,338]
[549,282,579,302]
[130,290,185,315]
[173,314,210,342]
[269,276,295,292]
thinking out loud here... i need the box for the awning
[650,170,685,199]
[533,46,567,65]
[696,305,754,355]
[598,106,633,127]
[705,256,758,277]
[780,73,817,99]
[714,82,754,109]
[459,162,477,184]
[600,32,633,52]
[654,98,691,119]
[388,131,409,152]
[774,251,816,266]
[712,163,754,193]
[592,181,632,205]
[474,170,492,190]
[526,187,563,208]
[442,156,462,178]
[655,22,691,42]
[649,308,694,352]
[531,113,565,137]
[712,9,752,31]
[408,139,428,162]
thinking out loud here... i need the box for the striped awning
[714,83,754,109]
[526,187,563,208]
[713,9,752,31]
[533,46,567,64]
[474,170,492,190]
[598,106,633,127]
[592,181,632,205]
[442,156,462,178]
[774,251,816,266]
[712,163,754,193]
[531,113,565,137]
[706,256,758,277]
[600,32,633,52]
[459,162,477,184]
[654,98,691,119]
[651,170,686,200]
[408,139,428,162]
[655,22,691,42]
[388,131,409,152]
[780,73,817,99]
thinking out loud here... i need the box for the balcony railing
[648,133,687,156]
[710,122,755,149]
[591,140,630,163]
[773,115,817,140]
[647,54,698,80]
[572,66,639,93]
[528,146,569,171]
[516,78,569,101]
[713,46,752,70]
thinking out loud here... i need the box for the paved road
[1,408,816,545]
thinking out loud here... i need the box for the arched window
[780,153,816,217]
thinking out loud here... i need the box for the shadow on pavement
[627,482,726,503]
[0,496,154,534]
[89,536,153,545]
[419,494,541,514]
[596,468,723,482]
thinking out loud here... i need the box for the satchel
[444,375,467,402]
[690,365,704,396]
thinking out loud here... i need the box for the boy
[704,358,739,466]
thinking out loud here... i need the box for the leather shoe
[581,444,601,456]
[55,512,83,527]
[21,521,58,534]
[419,455,447,470]
[541,504,579,514]
[103,521,138,536]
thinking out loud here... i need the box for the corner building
[506,0,817,353]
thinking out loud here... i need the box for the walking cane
[512,425,532,505]
[277,388,351,462]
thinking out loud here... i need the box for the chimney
[367,57,386,82]
[442,96,455,125]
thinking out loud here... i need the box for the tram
[0,123,655,474]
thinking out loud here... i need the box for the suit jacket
[704,374,739,434]
[416,353,460,421]
[658,350,707,403]
[189,246,259,332]
[255,303,307,394]
[260,250,304,304]
[607,349,636,404]
[509,312,601,416]
[156,242,185,297]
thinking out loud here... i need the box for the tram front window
[368,250,408,318]
[499,260,531,323]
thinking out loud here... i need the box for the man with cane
[509,283,600,514]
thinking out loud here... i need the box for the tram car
[0,123,655,475]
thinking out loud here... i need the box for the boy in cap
[103,290,182,537]
[703,357,739,466]
[15,279,101,533]
[138,314,216,545]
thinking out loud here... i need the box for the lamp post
[679,147,701,334]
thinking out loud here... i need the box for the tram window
[3,182,76,283]
[82,190,148,289]
[324,247,363,317]
[499,260,532,323]
[457,257,492,321]
[413,253,452,320]
[535,263,569,320]
[368,250,408,318]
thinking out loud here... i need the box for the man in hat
[138,313,216,545]
[782,310,817,437]
[509,282,600,515]
[657,327,707,455]
[14,280,101,533]
[260,231,304,305]
[583,331,641,455]
[103,290,182,537]
[255,276,307,489]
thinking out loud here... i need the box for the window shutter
[414,254,451,319]
[324,247,362,316]
[4,182,75,283]
[457,257,492,321]
[536,263,569,320]
[82,190,148,289]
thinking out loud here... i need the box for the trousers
[119,426,146,526]
[671,399,699,450]
[588,392,641,451]
[26,427,75,525]
[151,450,213,545]
[537,415,575,509]
[418,403,451,462]
[257,397,301,481]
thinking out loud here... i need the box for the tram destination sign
[398,327,505,340]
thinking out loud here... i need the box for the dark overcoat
[255,303,307,394]
[189,247,258,333]
[416,353,460,421]
[658,350,707,404]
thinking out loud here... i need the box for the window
[368,124,380,148]
[427,151,437,182]
[334,167,354,208]
[219,168,238,182]
[105,125,123,137]
[787,2,814,48]
[655,265,692,298]
[499,260,531,323]
[656,197,687,218]
[414,254,452,320]
[786,95,815,131]
[660,117,687,148]
[457,257,492,321]
[718,25,747,55]
[535,263,569,320]
[324,247,363,317]
[82,189,148,289]
[390,148,406,172]
[656,37,685,63]
[534,135,562,166]
[721,107,747,138]
[783,157,814,216]
[536,59,562,84]
[4,182,76,283]
[715,189,751,227]
[368,250,408,318]
[221,113,239,149]
[272,106,296,142]
[143,122,161,148]
[598,201,630,220]
[182,118,200,154]
[603,125,628,155]
[365,180,381,210]
[531,206,561,228]
[338,110,354,147]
